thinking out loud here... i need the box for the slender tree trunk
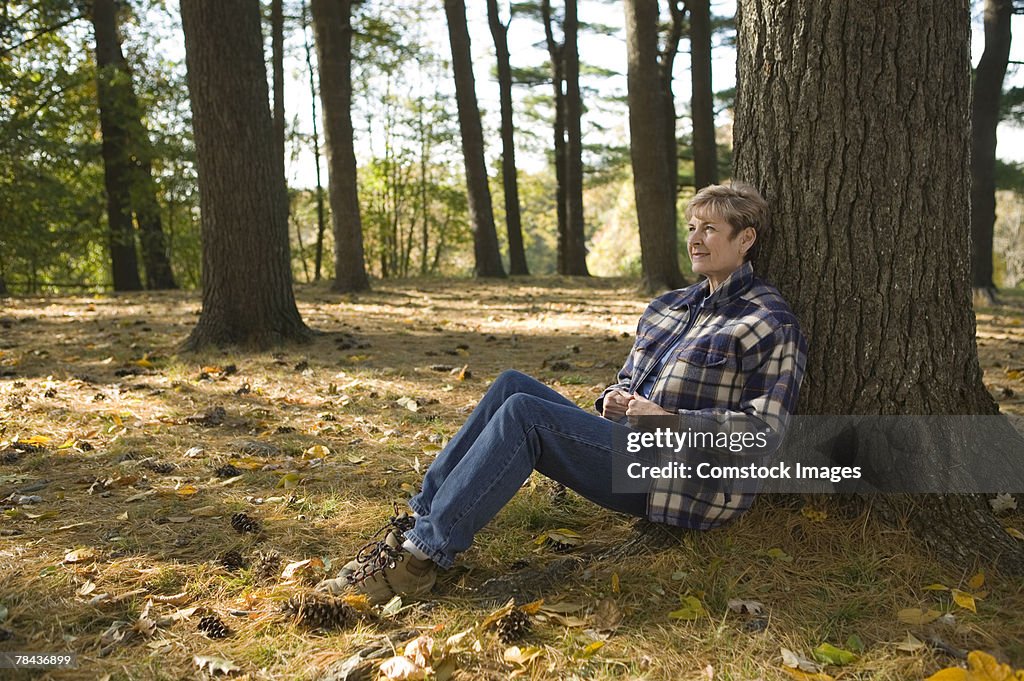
[271,0,286,183]
[310,0,370,291]
[487,0,529,276]
[301,4,328,283]
[541,0,568,273]
[688,0,718,189]
[735,0,1022,573]
[132,155,177,289]
[91,0,141,292]
[561,0,589,276]
[626,0,684,292]
[658,0,686,233]
[443,0,506,278]
[970,0,1012,303]
[180,0,310,349]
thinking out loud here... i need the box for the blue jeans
[404,370,648,568]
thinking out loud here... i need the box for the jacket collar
[670,261,755,310]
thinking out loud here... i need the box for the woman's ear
[741,227,757,254]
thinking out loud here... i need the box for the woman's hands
[602,389,673,419]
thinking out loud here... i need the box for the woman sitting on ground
[318,181,808,603]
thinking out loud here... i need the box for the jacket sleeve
[594,311,649,415]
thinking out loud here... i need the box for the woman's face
[686,211,754,291]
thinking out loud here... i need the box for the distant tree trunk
[541,0,568,272]
[271,0,286,186]
[561,0,589,276]
[688,0,718,189]
[487,0,529,276]
[91,0,141,292]
[311,0,370,291]
[91,0,175,291]
[971,0,1012,303]
[180,0,311,349]
[736,0,1023,574]
[302,1,329,283]
[625,0,684,292]
[443,0,506,278]
[0,269,6,296]
[658,0,686,230]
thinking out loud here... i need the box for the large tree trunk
[735,0,1022,573]
[443,0,506,278]
[180,0,311,349]
[688,0,718,189]
[311,0,370,292]
[970,0,1012,302]
[487,0,529,276]
[541,0,568,274]
[625,0,684,292]
[561,0,589,276]
[91,0,141,292]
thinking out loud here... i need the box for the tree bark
[658,0,686,238]
[970,0,1012,300]
[91,0,142,292]
[541,0,568,274]
[625,0,684,292]
[735,0,1022,573]
[561,0,589,276]
[688,0,718,189]
[487,0,529,276]
[311,0,370,292]
[444,0,506,278]
[271,0,286,182]
[180,0,311,349]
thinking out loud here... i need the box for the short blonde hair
[686,181,771,263]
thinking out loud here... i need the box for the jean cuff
[403,528,453,570]
[407,495,429,518]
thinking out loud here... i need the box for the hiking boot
[335,508,416,582]
[318,543,437,604]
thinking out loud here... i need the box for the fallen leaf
[190,505,221,517]
[64,548,99,564]
[668,595,707,620]
[781,648,823,673]
[580,640,605,657]
[280,557,325,584]
[380,595,404,617]
[896,632,926,652]
[503,646,543,666]
[176,484,198,497]
[780,667,835,681]
[303,444,330,459]
[193,655,241,675]
[989,493,1017,514]
[379,655,426,680]
[967,571,986,591]
[396,397,419,412]
[77,580,97,597]
[728,599,764,615]
[898,608,942,625]
[591,597,623,633]
[538,600,584,614]
[151,592,191,606]
[766,548,794,563]
[611,572,620,593]
[924,583,950,591]
[403,635,435,669]
[812,643,857,666]
[1006,527,1024,540]
[124,489,157,502]
[800,506,828,521]
[277,472,301,489]
[950,589,976,613]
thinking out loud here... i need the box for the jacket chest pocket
[667,346,738,387]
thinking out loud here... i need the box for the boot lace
[347,505,416,583]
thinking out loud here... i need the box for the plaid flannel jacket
[596,261,808,530]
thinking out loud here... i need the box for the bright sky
[260,1,1024,187]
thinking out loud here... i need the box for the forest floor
[0,279,1022,681]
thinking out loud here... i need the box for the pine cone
[215,463,242,478]
[0,449,18,465]
[220,549,246,571]
[231,512,260,534]
[282,593,356,630]
[497,608,532,644]
[197,614,230,639]
[253,550,281,581]
[146,461,176,475]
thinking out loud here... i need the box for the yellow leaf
[64,548,99,563]
[580,641,605,657]
[611,572,620,593]
[897,608,942,624]
[277,472,301,488]
[133,358,154,369]
[780,667,835,681]
[176,485,198,497]
[966,650,1019,680]
[967,571,985,591]
[22,435,52,446]
[801,506,828,521]
[923,583,950,591]
[766,547,794,562]
[924,670,969,681]
[519,598,544,615]
[1006,527,1024,540]
[303,444,330,459]
[668,595,707,620]
[951,589,976,613]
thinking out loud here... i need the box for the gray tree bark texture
[970,0,1012,300]
[735,0,1022,574]
[180,0,310,349]
[561,0,590,276]
[443,0,507,278]
[487,0,530,276]
[625,0,684,292]
[91,0,142,292]
[688,0,719,189]
[311,0,370,292]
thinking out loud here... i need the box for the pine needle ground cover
[0,280,1022,680]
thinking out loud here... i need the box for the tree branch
[0,13,84,57]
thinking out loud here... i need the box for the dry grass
[0,278,1022,680]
